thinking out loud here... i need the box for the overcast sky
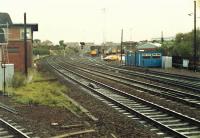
[1,0,200,44]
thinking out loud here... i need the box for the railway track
[75,57,200,92]
[46,56,200,138]
[122,66,200,82]
[0,102,34,138]
[0,118,31,138]
[56,56,200,109]
[0,102,18,114]
[87,57,200,82]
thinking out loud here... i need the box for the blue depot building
[125,43,162,67]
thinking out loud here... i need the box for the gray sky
[1,0,199,44]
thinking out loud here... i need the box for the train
[90,50,97,56]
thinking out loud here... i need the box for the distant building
[0,12,38,72]
[123,41,137,52]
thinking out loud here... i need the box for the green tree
[157,40,175,56]
[41,40,53,47]
[33,39,41,47]
[157,30,200,58]
[59,40,64,47]
[172,29,200,57]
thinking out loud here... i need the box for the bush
[33,47,50,55]
[12,72,26,88]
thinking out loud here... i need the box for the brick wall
[8,27,20,40]
[7,40,32,72]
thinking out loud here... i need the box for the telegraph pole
[121,29,123,64]
[24,13,28,76]
[193,1,197,72]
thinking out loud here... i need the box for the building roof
[0,13,13,25]
[137,42,161,50]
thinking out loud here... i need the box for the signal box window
[20,28,31,39]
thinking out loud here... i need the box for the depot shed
[125,52,136,66]
[125,51,162,67]
[125,42,162,67]
[136,51,162,67]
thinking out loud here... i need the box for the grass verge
[7,69,81,114]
